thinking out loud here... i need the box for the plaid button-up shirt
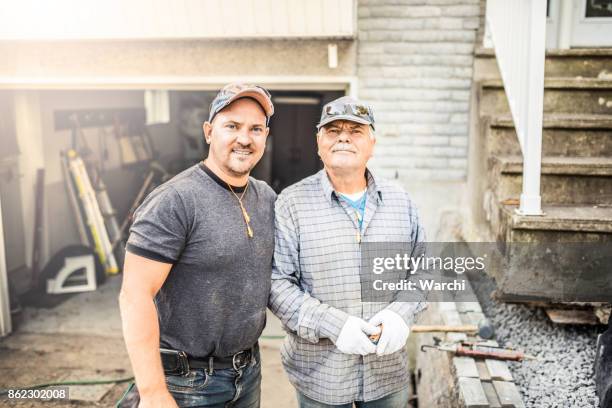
[269,169,427,404]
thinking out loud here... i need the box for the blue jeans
[297,387,410,408]
[165,351,261,408]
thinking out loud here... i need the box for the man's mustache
[332,143,356,153]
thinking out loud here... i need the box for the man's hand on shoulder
[335,316,381,355]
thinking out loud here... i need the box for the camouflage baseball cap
[208,83,274,124]
[317,96,375,131]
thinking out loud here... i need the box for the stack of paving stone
[414,290,525,407]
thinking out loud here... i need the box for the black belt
[161,344,257,376]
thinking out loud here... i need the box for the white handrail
[485,0,546,215]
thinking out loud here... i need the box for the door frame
[0,194,12,337]
[547,0,612,48]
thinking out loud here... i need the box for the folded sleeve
[126,185,190,264]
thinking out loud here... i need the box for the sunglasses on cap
[322,102,375,129]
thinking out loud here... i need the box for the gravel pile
[468,272,605,408]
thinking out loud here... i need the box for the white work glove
[369,309,410,356]
[335,316,381,355]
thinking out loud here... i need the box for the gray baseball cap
[208,83,274,124]
[316,96,375,130]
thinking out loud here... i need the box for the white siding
[0,0,355,40]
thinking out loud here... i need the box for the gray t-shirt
[126,163,276,358]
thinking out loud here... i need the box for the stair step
[487,114,612,157]
[490,114,612,129]
[475,47,612,79]
[475,47,612,58]
[502,204,612,233]
[482,78,612,90]
[496,156,612,176]
[480,78,612,116]
[488,156,612,205]
[489,202,612,302]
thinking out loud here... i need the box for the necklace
[227,181,253,238]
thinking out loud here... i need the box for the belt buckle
[232,350,249,371]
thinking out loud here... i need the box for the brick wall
[358,0,481,180]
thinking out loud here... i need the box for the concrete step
[474,47,612,79]
[488,204,612,303]
[504,204,612,234]
[487,114,612,157]
[489,156,612,205]
[480,78,612,116]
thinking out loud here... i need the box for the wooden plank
[485,359,514,381]
[453,357,479,378]
[546,308,600,325]
[458,377,489,408]
[493,381,525,408]
[476,361,492,381]
[482,381,502,408]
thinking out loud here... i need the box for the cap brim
[226,90,274,117]
[316,115,373,130]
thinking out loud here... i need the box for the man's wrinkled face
[203,98,269,177]
[317,120,375,173]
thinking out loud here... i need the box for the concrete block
[481,381,502,408]
[453,356,480,378]
[449,158,468,169]
[423,17,464,29]
[451,113,469,123]
[366,5,442,18]
[414,136,450,146]
[475,361,491,381]
[450,136,469,146]
[445,5,481,17]
[439,301,458,311]
[463,18,481,29]
[458,377,489,408]
[466,311,486,324]
[492,381,525,408]
[442,309,463,326]
[485,360,513,382]
[456,302,483,313]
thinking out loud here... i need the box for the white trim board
[0,76,358,93]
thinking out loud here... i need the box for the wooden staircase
[466,48,612,308]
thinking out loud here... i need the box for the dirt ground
[0,276,296,407]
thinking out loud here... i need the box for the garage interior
[0,88,343,316]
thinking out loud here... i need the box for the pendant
[241,207,251,223]
[247,224,254,238]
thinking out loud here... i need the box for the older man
[119,83,276,408]
[269,96,426,407]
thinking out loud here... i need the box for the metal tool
[420,337,537,362]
